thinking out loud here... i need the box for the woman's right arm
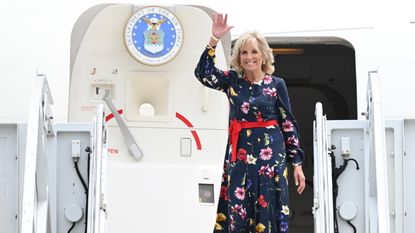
[194,46,231,91]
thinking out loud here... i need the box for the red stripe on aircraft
[175,112,202,150]
[105,110,202,150]
[105,109,123,122]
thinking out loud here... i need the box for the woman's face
[239,40,264,74]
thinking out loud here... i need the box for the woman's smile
[240,41,264,76]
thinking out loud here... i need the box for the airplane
[0,2,414,233]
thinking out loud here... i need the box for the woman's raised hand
[212,13,233,39]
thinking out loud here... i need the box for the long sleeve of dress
[194,46,232,92]
[276,78,304,165]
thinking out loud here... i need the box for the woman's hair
[230,31,275,75]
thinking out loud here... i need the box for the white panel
[404,119,415,233]
[105,127,226,233]
[0,124,18,233]
[46,122,93,233]
[55,130,90,233]
[328,120,367,233]
[385,119,405,233]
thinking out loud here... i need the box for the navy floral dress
[195,46,304,233]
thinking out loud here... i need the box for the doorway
[269,37,357,232]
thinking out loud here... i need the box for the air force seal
[124,6,183,65]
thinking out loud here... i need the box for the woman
[194,13,306,233]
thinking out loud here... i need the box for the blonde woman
[195,13,305,233]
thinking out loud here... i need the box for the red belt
[228,119,278,162]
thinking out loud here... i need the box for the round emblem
[124,6,183,65]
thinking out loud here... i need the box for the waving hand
[212,13,233,40]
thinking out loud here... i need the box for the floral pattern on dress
[195,46,304,233]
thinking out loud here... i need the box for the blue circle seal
[124,6,183,65]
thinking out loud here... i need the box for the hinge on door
[100,194,108,218]
[312,198,319,215]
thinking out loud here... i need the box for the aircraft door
[68,5,230,232]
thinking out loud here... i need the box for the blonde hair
[230,31,275,75]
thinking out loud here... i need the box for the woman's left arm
[276,78,306,194]
[276,78,304,165]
